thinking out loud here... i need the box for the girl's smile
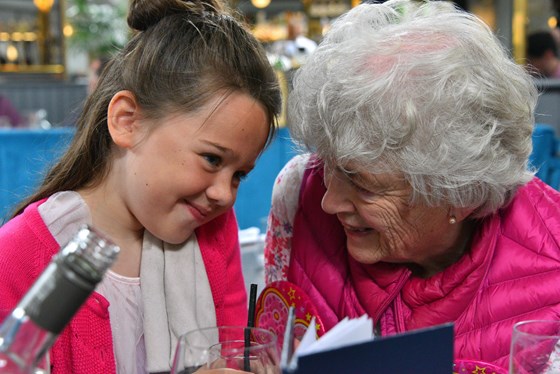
[184,200,210,223]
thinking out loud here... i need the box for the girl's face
[120,92,269,244]
[321,163,462,272]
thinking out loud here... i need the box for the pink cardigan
[0,200,248,374]
[286,163,560,370]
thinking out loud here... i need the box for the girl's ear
[107,90,142,148]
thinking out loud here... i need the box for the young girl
[0,0,281,372]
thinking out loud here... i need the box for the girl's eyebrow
[200,139,257,169]
[200,140,232,155]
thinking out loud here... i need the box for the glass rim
[513,319,560,338]
[179,325,277,350]
[208,340,272,358]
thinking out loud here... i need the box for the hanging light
[6,44,18,63]
[63,24,74,37]
[33,0,55,13]
[252,0,271,9]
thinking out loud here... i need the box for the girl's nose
[206,174,236,207]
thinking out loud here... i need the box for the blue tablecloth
[0,128,75,223]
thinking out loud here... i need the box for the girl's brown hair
[12,0,281,217]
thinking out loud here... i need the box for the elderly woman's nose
[321,175,354,214]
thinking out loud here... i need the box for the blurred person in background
[526,30,560,78]
[271,14,317,68]
[264,0,560,372]
[88,55,111,94]
[0,94,23,127]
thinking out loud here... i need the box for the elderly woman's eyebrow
[334,166,363,182]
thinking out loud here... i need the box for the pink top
[0,196,248,373]
[265,154,560,371]
[38,191,148,373]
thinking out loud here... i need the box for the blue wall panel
[0,128,74,223]
[234,127,297,230]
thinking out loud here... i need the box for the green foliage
[65,0,129,58]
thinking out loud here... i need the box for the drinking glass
[171,326,279,374]
[510,320,560,373]
[0,309,50,374]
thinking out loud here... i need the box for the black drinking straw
[245,283,258,372]
[281,306,296,369]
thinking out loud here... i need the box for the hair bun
[127,0,224,31]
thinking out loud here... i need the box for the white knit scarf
[140,230,216,373]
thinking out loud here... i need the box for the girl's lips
[185,201,209,222]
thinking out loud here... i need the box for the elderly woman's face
[321,163,459,270]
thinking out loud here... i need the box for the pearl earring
[449,216,457,225]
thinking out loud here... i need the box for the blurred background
[0,0,558,127]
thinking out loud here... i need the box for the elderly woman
[264,0,560,370]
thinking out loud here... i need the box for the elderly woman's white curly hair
[288,0,538,218]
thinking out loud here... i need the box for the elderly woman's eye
[353,181,372,194]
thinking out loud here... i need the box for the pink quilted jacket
[287,164,560,370]
[0,200,248,374]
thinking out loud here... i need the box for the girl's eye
[203,154,222,167]
[234,171,248,182]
